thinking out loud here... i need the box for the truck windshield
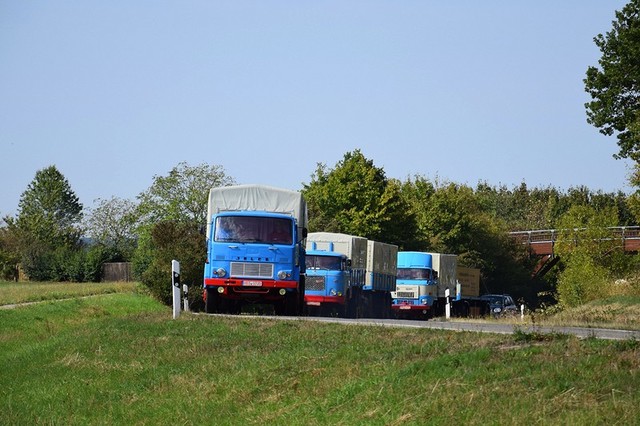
[397,268,431,280]
[214,216,293,244]
[306,255,342,270]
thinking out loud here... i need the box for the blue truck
[305,232,397,318]
[203,184,308,316]
[392,251,490,318]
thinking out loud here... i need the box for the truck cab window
[307,255,342,270]
[214,216,292,244]
[397,268,431,280]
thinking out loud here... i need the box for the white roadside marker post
[183,284,189,312]
[445,288,451,319]
[172,260,181,319]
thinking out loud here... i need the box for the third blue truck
[391,251,488,318]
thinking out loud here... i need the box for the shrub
[139,221,205,310]
[556,251,609,307]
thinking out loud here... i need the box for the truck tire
[297,276,305,316]
[205,288,218,314]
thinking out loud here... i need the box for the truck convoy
[305,232,397,318]
[392,251,487,318]
[203,184,308,316]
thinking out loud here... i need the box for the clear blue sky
[0,1,633,218]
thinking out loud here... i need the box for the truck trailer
[305,232,397,318]
[203,184,308,316]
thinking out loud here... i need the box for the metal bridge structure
[510,226,640,277]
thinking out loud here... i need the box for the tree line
[1,151,639,311]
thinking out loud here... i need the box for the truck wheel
[297,276,305,316]
[205,288,218,314]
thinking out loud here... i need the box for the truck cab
[392,251,438,317]
[304,244,350,315]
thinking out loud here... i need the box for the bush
[138,221,205,310]
[556,251,610,307]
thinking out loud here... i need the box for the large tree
[11,165,83,280]
[584,0,640,161]
[136,161,235,227]
[15,165,83,247]
[132,162,235,305]
[302,150,416,247]
[84,196,138,261]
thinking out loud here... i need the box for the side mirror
[302,228,308,239]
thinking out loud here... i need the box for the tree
[15,165,83,248]
[133,162,235,305]
[554,205,623,306]
[402,177,535,302]
[84,196,138,261]
[584,0,640,161]
[11,165,83,280]
[0,218,20,280]
[302,150,416,247]
[136,162,235,227]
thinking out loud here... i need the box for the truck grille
[396,291,416,298]
[306,276,325,291]
[230,262,274,278]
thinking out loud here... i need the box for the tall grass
[532,295,640,331]
[1,293,638,425]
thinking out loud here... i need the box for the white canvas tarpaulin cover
[307,232,368,270]
[207,184,308,239]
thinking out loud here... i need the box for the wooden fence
[102,262,133,282]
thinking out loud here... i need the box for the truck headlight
[215,268,226,277]
[278,270,291,280]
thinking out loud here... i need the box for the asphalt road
[5,298,638,340]
[229,314,640,341]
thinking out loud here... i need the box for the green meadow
[1,282,638,425]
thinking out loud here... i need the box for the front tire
[205,288,218,314]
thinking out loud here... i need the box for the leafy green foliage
[554,205,632,306]
[403,178,536,299]
[584,0,640,161]
[139,221,205,309]
[0,221,20,281]
[302,150,416,246]
[84,197,138,261]
[9,166,84,281]
[136,161,235,227]
[133,162,233,305]
[557,252,610,307]
[15,165,83,248]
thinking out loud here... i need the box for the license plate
[243,280,263,287]
[307,301,321,306]
[400,305,412,310]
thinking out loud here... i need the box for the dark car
[479,294,519,317]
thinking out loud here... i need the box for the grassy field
[1,284,639,425]
[0,280,138,305]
